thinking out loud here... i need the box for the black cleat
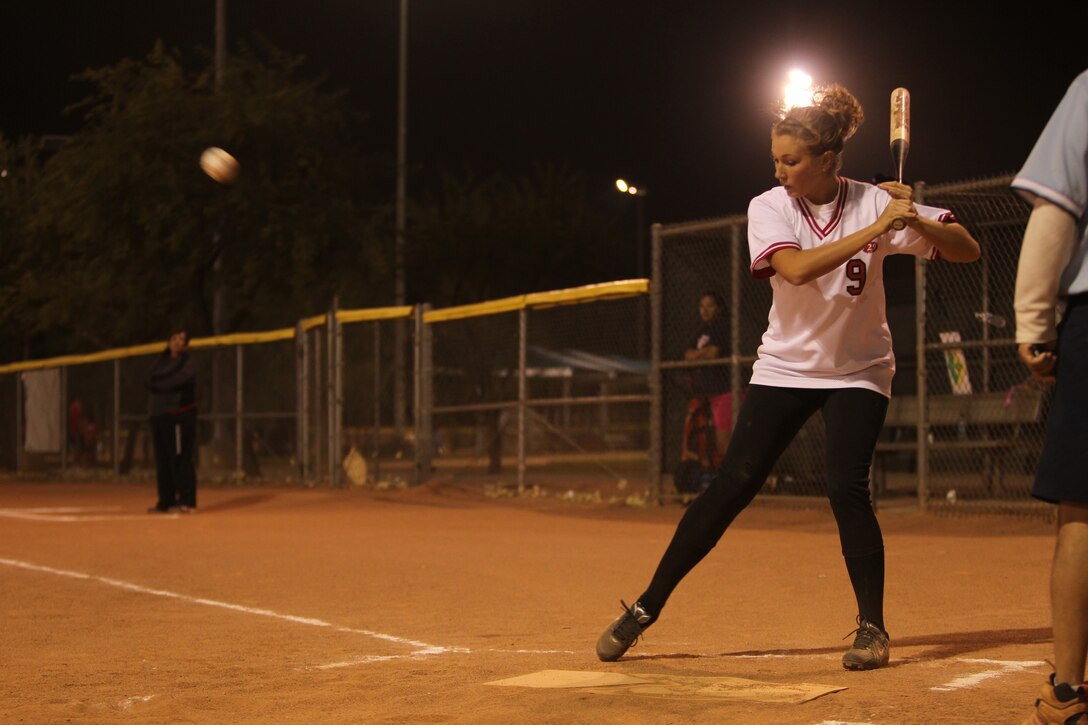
[842,616,890,670]
[596,600,652,662]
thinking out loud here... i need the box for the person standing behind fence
[683,291,734,458]
[1011,69,1088,725]
[595,83,980,670]
[146,329,198,514]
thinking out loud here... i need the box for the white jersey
[746,177,954,397]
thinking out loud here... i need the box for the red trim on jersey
[750,241,801,278]
[795,177,847,238]
[929,213,956,260]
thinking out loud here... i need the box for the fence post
[335,304,344,486]
[517,307,528,494]
[235,344,244,481]
[649,222,663,502]
[296,320,308,483]
[373,320,382,486]
[314,325,323,484]
[113,359,121,478]
[413,304,433,485]
[327,300,341,486]
[915,255,929,512]
[730,221,743,428]
[15,374,22,473]
[60,366,67,475]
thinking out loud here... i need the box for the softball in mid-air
[199,146,240,184]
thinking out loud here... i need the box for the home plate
[486,670,845,703]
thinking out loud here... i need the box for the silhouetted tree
[14,37,389,352]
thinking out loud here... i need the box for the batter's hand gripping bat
[889,87,910,230]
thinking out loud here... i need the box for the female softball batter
[597,84,981,670]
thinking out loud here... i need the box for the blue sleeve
[1011,70,1088,221]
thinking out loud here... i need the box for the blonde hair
[774,84,864,171]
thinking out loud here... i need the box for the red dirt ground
[0,477,1061,724]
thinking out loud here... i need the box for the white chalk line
[2,553,1046,683]
[1,555,577,671]
[0,506,173,522]
[7,506,122,513]
[0,556,459,664]
[930,658,1047,691]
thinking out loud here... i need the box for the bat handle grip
[890,173,908,230]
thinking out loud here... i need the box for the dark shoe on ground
[1021,674,1087,724]
[147,505,172,514]
[596,600,652,662]
[842,616,890,670]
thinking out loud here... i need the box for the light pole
[393,0,409,441]
[615,179,649,358]
[615,178,648,280]
[212,0,228,443]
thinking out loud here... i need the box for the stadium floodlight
[615,178,645,197]
[782,69,814,115]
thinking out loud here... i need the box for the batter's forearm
[915,220,981,263]
[770,223,883,285]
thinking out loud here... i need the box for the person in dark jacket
[146,329,198,513]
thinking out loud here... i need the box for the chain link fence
[651,175,1050,516]
[422,283,650,497]
[910,177,1050,515]
[652,217,826,503]
[0,312,414,490]
[0,174,1053,516]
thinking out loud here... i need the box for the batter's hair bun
[774,83,864,159]
[813,84,864,144]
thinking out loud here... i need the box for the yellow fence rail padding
[424,279,649,323]
[524,279,648,309]
[299,314,328,331]
[0,282,646,373]
[424,295,530,323]
[337,306,414,324]
[296,306,413,331]
[0,325,298,374]
[0,342,165,374]
[188,328,296,348]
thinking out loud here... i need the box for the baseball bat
[889,87,910,230]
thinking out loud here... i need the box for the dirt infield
[0,477,1060,724]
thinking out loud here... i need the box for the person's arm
[685,344,721,361]
[1015,197,1079,382]
[882,179,980,262]
[147,356,197,392]
[769,197,911,285]
[909,216,980,263]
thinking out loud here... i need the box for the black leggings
[151,409,197,509]
[640,384,889,624]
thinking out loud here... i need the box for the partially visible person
[1012,69,1088,725]
[146,329,198,514]
[683,291,734,458]
[66,399,100,466]
[67,399,86,463]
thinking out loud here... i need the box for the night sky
[3,1,1084,224]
